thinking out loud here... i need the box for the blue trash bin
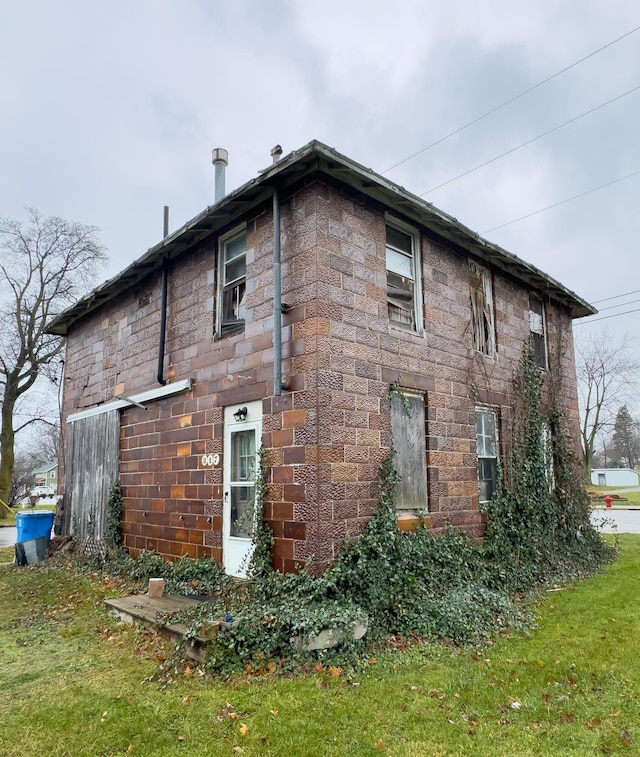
[16,511,55,543]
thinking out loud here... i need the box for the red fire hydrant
[604,494,613,508]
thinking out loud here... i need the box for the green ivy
[104,480,123,551]
[482,347,615,593]
[246,446,273,578]
[65,350,613,675]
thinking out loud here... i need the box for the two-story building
[48,140,595,576]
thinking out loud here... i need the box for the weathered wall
[61,178,583,571]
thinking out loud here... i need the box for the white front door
[223,401,262,577]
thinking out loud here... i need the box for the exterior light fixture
[233,406,248,422]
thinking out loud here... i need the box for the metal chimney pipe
[270,144,283,164]
[212,148,229,202]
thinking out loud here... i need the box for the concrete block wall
[61,177,583,570]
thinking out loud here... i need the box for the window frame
[528,293,547,370]
[385,215,424,336]
[469,260,496,357]
[541,421,555,491]
[216,224,247,339]
[475,406,499,504]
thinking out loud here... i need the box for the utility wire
[383,24,640,174]
[482,168,640,234]
[594,298,640,313]
[574,306,640,324]
[592,288,640,304]
[422,85,640,195]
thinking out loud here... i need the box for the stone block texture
[62,178,582,573]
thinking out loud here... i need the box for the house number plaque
[200,453,220,468]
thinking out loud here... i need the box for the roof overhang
[47,140,596,336]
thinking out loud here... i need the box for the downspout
[273,186,283,396]
[157,206,169,386]
[270,145,287,395]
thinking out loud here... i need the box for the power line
[592,288,640,304]
[482,168,640,234]
[575,306,640,324]
[596,298,640,313]
[383,24,640,174]
[422,85,640,195]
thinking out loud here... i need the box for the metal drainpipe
[273,188,284,395]
[157,206,169,386]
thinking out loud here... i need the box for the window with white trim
[469,260,496,356]
[386,220,422,332]
[476,407,499,502]
[541,421,555,491]
[217,228,247,337]
[528,293,547,369]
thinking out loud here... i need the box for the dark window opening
[219,230,246,336]
[386,224,418,331]
[476,408,499,502]
[528,293,547,369]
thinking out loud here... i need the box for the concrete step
[105,594,213,662]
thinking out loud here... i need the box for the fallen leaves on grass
[218,703,240,721]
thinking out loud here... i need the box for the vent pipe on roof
[270,144,283,164]
[212,148,228,203]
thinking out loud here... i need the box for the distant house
[590,468,639,487]
[32,462,58,491]
[47,140,595,577]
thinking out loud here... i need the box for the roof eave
[46,140,596,335]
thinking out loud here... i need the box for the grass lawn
[1,536,639,756]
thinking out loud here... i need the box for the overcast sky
[2,0,639,368]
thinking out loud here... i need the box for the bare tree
[575,328,639,479]
[8,449,33,504]
[0,209,107,504]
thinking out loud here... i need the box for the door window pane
[230,485,255,538]
[231,430,255,481]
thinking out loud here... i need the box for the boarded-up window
[386,222,420,331]
[469,260,495,356]
[63,410,120,540]
[528,293,547,369]
[218,228,246,337]
[390,391,428,510]
[476,407,499,502]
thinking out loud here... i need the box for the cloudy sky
[2,0,639,362]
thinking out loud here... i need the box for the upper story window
[386,219,422,333]
[469,260,496,356]
[476,407,499,503]
[217,227,247,337]
[528,293,547,369]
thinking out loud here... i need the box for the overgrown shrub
[64,347,613,675]
[482,348,615,593]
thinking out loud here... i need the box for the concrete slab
[105,594,202,625]
[105,594,214,662]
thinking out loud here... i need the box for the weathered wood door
[62,410,120,540]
